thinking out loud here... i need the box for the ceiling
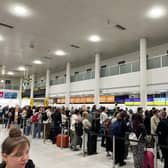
[0,0,168,78]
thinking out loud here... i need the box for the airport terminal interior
[0,0,168,168]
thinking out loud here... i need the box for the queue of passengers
[1,105,168,168]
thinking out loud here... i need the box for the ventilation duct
[115,24,126,30]
[0,22,14,29]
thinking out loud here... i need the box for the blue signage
[4,92,17,99]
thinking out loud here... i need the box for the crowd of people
[0,104,168,167]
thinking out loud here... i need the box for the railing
[71,71,95,82]
[48,54,168,84]
[34,81,46,88]
[50,77,66,86]
[0,84,20,90]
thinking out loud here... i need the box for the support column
[19,78,23,106]
[45,69,50,98]
[30,74,34,99]
[140,38,147,108]
[65,62,71,109]
[94,53,100,108]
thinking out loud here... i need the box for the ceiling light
[33,60,43,64]
[54,50,66,56]
[9,4,31,17]
[0,80,4,83]
[1,66,5,75]
[18,66,26,71]
[89,35,101,42]
[7,71,14,75]
[147,6,166,19]
[0,35,4,42]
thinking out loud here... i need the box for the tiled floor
[0,127,164,168]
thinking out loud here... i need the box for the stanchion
[22,119,25,135]
[83,131,86,156]
[2,116,4,128]
[112,136,115,168]
[61,125,64,149]
[43,123,46,143]
[154,136,158,168]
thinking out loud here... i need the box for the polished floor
[0,127,164,168]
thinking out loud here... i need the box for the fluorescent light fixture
[89,35,101,42]
[147,6,166,19]
[0,35,4,42]
[33,60,43,64]
[9,4,31,17]
[1,69,5,75]
[54,50,66,56]
[18,66,26,71]
[7,71,14,75]
[0,80,4,83]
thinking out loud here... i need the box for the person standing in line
[0,127,35,168]
[82,111,91,154]
[131,112,146,168]
[151,109,160,135]
[100,106,108,147]
[156,111,168,168]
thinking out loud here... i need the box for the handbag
[129,132,142,146]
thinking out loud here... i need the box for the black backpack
[75,122,83,136]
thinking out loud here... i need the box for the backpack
[32,113,39,123]
[75,122,83,136]
[42,112,48,121]
[111,120,122,137]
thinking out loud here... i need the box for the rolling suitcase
[56,134,69,148]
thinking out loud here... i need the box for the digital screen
[4,92,17,99]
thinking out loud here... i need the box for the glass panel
[162,55,168,67]
[71,76,75,82]
[109,66,119,76]
[92,71,95,78]
[50,80,53,85]
[147,57,161,69]
[78,73,83,81]
[132,61,140,72]
[100,68,107,77]
[120,63,131,74]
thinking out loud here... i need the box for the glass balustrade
[49,54,168,85]
[50,77,66,85]
[0,84,20,90]
[162,55,168,67]
[147,56,161,69]
[120,63,132,74]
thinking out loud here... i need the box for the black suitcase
[87,131,97,155]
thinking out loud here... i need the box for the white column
[94,53,100,108]
[65,62,71,109]
[140,38,147,108]
[45,69,50,98]
[30,74,35,99]
[19,78,23,106]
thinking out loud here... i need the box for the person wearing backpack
[32,107,42,138]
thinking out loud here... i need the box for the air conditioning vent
[118,60,126,64]
[115,24,126,30]
[70,44,80,48]
[43,56,52,60]
[0,22,14,29]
